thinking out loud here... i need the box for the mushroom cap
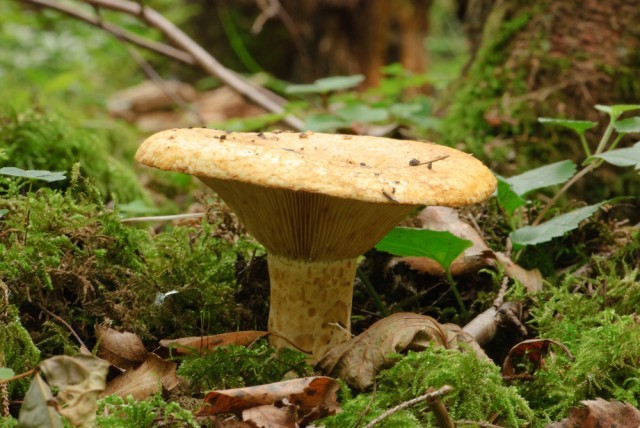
[135,128,496,207]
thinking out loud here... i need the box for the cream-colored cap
[135,128,496,207]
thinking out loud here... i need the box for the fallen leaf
[102,353,179,400]
[547,398,640,427]
[19,355,109,428]
[160,331,268,355]
[316,312,484,390]
[18,373,62,428]
[96,325,149,370]
[503,338,575,379]
[196,376,339,422]
[397,207,542,292]
[242,403,298,428]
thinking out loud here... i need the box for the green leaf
[496,177,525,216]
[504,160,576,196]
[0,367,14,379]
[375,227,473,272]
[285,75,365,94]
[614,117,640,134]
[0,167,66,182]
[304,113,350,132]
[595,104,640,119]
[587,142,640,170]
[0,209,8,218]
[538,117,597,135]
[510,202,605,246]
[18,373,62,428]
[335,103,389,123]
[215,113,284,132]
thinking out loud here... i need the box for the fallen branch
[363,385,453,428]
[19,0,305,130]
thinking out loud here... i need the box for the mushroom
[135,129,497,359]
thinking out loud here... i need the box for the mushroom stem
[267,254,358,359]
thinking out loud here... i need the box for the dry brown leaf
[242,403,298,428]
[102,353,179,400]
[95,325,149,370]
[503,339,574,380]
[547,398,640,427]
[196,376,340,422]
[316,312,484,391]
[160,331,269,355]
[398,206,542,292]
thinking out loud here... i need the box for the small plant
[497,104,640,248]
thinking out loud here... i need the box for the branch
[21,0,194,64]
[20,0,305,130]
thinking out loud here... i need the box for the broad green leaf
[587,142,640,170]
[505,160,576,196]
[595,104,640,119]
[286,75,364,94]
[538,117,597,135]
[614,117,640,134]
[0,209,8,218]
[375,227,472,272]
[215,113,284,132]
[18,373,62,428]
[304,113,350,132]
[336,103,389,123]
[510,202,605,246]
[314,75,365,92]
[496,177,525,216]
[0,367,14,379]
[0,167,66,182]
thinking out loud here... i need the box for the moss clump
[0,106,147,203]
[96,394,198,428]
[0,174,259,349]
[520,271,640,423]
[177,339,313,392]
[322,347,533,427]
[0,305,40,399]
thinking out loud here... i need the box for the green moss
[176,339,313,391]
[519,265,640,423]
[0,305,40,399]
[96,394,198,428]
[0,175,258,345]
[322,347,533,427]
[0,106,147,203]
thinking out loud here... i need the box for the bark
[186,0,433,86]
[444,0,640,172]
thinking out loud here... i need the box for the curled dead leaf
[503,338,575,380]
[95,325,149,370]
[196,376,340,424]
[547,398,640,427]
[316,313,485,391]
[396,207,542,292]
[102,353,179,400]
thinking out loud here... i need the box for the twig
[82,0,304,130]
[363,385,453,428]
[91,5,205,125]
[426,387,454,428]
[20,0,305,130]
[0,368,37,385]
[21,0,194,64]
[38,305,90,354]
[120,212,205,223]
[408,155,450,168]
[456,420,505,428]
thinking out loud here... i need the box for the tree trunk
[443,0,640,178]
